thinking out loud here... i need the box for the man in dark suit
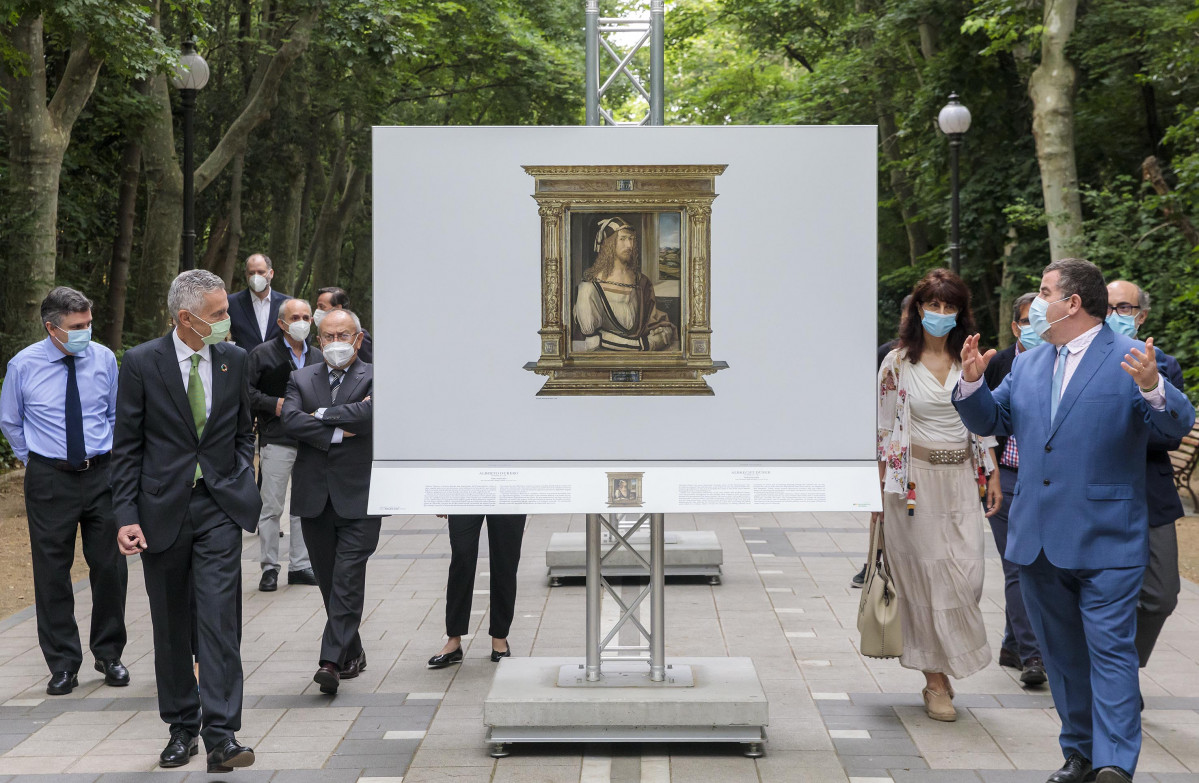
[955,259,1194,783]
[1106,279,1188,669]
[228,253,290,350]
[982,292,1046,687]
[315,286,374,363]
[281,308,378,695]
[111,270,261,773]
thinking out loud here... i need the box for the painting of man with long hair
[574,217,678,352]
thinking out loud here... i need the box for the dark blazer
[281,358,375,520]
[1148,350,1186,527]
[246,336,321,446]
[228,288,290,351]
[111,334,261,552]
[983,343,1019,460]
[954,325,1194,569]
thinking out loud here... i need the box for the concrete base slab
[545,531,723,584]
[557,661,694,687]
[484,656,767,754]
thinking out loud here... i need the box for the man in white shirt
[228,253,290,350]
[953,258,1194,783]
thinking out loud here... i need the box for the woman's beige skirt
[882,442,991,679]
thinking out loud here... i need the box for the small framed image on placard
[606,472,645,508]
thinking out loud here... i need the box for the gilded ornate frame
[522,164,728,396]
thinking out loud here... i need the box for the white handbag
[857,514,903,659]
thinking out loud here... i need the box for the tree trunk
[878,110,931,265]
[1143,156,1199,248]
[105,136,143,349]
[216,152,246,288]
[269,157,306,294]
[0,14,103,361]
[1028,0,1084,261]
[201,215,231,273]
[311,164,367,291]
[131,74,184,337]
[996,228,1020,350]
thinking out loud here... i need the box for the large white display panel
[369,126,878,513]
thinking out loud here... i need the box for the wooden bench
[1173,422,1199,510]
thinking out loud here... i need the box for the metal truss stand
[484,513,767,758]
[585,0,664,126]
[545,513,722,586]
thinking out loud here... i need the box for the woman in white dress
[876,268,1002,722]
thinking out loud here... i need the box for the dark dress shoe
[1094,767,1132,783]
[95,658,129,686]
[1021,657,1048,687]
[314,662,340,694]
[287,567,318,586]
[427,647,463,669]
[206,737,255,773]
[259,569,279,592]
[341,650,367,679]
[491,642,512,663]
[159,729,198,767]
[1047,753,1093,783]
[46,671,78,695]
[999,647,1022,670]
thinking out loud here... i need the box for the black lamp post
[938,92,972,275]
[171,39,209,271]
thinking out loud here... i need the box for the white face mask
[286,320,311,341]
[313,309,327,327]
[248,273,269,293]
[323,340,355,369]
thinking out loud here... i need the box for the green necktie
[188,354,206,480]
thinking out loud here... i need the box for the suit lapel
[1049,328,1113,439]
[266,292,283,341]
[238,291,257,338]
[310,364,334,407]
[335,360,368,403]
[203,343,231,439]
[154,335,199,443]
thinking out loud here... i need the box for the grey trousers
[256,443,311,572]
[1136,521,1180,667]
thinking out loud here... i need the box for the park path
[0,510,1197,782]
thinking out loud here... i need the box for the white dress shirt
[957,323,1166,410]
[252,290,272,341]
[171,329,212,417]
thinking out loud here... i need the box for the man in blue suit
[953,259,1194,783]
[1106,280,1187,670]
[228,253,290,350]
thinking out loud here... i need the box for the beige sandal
[922,686,957,721]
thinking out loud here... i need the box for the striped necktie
[330,369,345,403]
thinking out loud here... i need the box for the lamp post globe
[938,92,971,275]
[172,39,208,271]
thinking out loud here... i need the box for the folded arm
[281,376,334,451]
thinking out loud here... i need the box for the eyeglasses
[1107,303,1140,316]
[319,332,358,343]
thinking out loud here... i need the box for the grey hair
[1043,258,1108,320]
[1137,286,1151,311]
[279,298,311,318]
[1012,292,1038,323]
[245,252,272,270]
[168,270,226,318]
[319,307,361,334]
[40,287,93,327]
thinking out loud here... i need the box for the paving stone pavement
[0,511,1197,782]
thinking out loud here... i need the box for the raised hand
[1122,336,1161,390]
[960,334,997,383]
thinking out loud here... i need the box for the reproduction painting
[522,165,728,396]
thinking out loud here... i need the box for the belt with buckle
[909,444,969,465]
[29,451,110,472]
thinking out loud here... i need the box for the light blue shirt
[0,337,119,464]
[289,338,310,369]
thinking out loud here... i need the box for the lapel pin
[220,363,228,372]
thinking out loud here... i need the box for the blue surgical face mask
[1106,312,1138,337]
[1018,324,1043,350]
[1028,295,1070,337]
[53,326,92,353]
[920,309,958,338]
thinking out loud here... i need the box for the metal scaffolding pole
[585,513,602,681]
[584,1,664,127]
[649,0,664,126]
[585,0,599,126]
[649,513,666,681]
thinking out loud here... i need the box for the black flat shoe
[206,737,255,773]
[1047,753,1093,783]
[287,567,318,586]
[159,729,198,767]
[46,671,78,695]
[1020,657,1047,687]
[998,647,1022,670]
[427,647,463,669]
[341,650,367,679]
[95,658,129,686]
[491,642,511,663]
[259,569,278,592]
[1094,767,1132,783]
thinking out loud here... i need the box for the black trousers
[445,515,526,639]
[1136,521,1180,667]
[140,484,244,751]
[301,500,381,667]
[24,459,127,674]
